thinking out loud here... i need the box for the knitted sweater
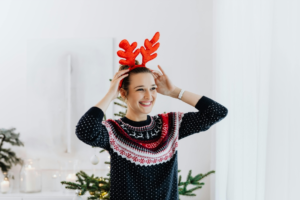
[75,96,228,200]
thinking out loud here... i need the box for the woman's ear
[119,88,127,100]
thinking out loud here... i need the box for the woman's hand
[150,65,177,97]
[107,69,129,100]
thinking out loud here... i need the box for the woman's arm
[76,68,130,150]
[75,106,110,151]
[168,86,228,140]
[151,65,203,107]
[169,86,202,107]
[94,92,114,113]
[151,65,228,139]
[75,92,113,151]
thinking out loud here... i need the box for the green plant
[61,163,110,200]
[0,128,24,174]
[178,169,215,199]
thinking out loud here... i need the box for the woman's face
[122,72,157,115]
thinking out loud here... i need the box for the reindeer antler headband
[117,32,160,89]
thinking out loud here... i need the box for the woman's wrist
[106,91,116,102]
[169,86,182,99]
[95,92,114,113]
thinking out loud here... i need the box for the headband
[117,32,160,89]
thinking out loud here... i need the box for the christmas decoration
[117,32,160,89]
[90,155,99,165]
[178,169,215,198]
[61,169,110,200]
[0,128,24,174]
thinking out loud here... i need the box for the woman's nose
[145,90,151,99]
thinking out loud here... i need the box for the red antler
[140,32,160,67]
[117,40,140,67]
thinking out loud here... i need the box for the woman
[75,60,228,200]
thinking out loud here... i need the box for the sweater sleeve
[178,96,228,140]
[75,106,110,151]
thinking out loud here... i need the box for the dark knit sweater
[75,96,228,200]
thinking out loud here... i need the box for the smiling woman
[75,33,228,200]
[118,60,157,121]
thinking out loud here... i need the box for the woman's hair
[118,60,153,98]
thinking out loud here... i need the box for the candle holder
[19,158,42,193]
[50,170,62,192]
[0,172,13,193]
[61,159,80,194]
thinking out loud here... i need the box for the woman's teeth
[140,102,151,105]
[139,102,152,106]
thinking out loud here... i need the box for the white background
[0,0,214,199]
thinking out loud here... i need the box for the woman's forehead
[130,73,156,88]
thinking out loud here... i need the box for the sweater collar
[120,115,151,127]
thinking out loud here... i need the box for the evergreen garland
[61,165,111,200]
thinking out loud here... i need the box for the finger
[118,73,128,80]
[153,71,162,77]
[154,73,159,79]
[157,65,166,76]
[151,72,157,78]
[154,70,163,76]
[120,69,130,75]
[115,72,128,81]
[116,69,130,77]
[151,69,161,75]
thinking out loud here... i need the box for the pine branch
[113,102,127,109]
[177,169,215,197]
[0,128,24,173]
[61,170,110,199]
[0,134,6,151]
[113,113,124,117]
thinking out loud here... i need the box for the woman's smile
[139,101,152,107]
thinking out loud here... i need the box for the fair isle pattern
[119,115,156,132]
[101,112,185,167]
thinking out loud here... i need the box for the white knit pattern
[102,112,185,167]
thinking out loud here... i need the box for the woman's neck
[121,114,151,127]
[124,109,149,122]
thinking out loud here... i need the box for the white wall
[0,0,213,199]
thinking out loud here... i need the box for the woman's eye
[137,88,157,91]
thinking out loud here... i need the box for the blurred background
[0,0,299,200]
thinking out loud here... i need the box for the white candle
[1,180,9,193]
[66,173,76,182]
[67,54,72,153]
[24,164,36,192]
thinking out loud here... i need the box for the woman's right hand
[107,69,130,100]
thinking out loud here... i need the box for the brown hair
[118,60,153,98]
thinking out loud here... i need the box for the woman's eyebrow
[134,84,157,89]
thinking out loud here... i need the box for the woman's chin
[139,103,154,113]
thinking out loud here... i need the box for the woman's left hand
[150,65,177,96]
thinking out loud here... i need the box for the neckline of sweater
[120,115,152,127]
